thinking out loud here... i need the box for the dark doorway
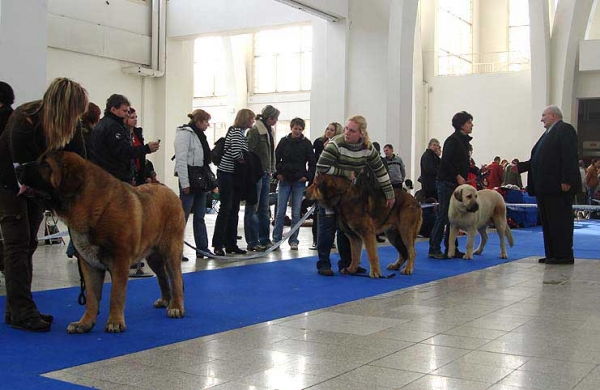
[578,99,600,163]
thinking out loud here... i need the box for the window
[508,0,531,71]
[273,120,311,147]
[437,0,473,76]
[194,37,227,98]
[253,25,312,93]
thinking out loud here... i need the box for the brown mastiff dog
[306,174,422,277]
[448,184,514,259]
[17,151,185,333]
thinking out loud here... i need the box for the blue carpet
[1,222,599,389]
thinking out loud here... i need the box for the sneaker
[428,251,448,259]
[309,243,317,250]
[261,241,274,249]
[318,269,334,276]
[290,243,299,250]
[248,244,266,252]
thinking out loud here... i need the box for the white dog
[448,184,514,259]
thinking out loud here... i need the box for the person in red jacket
[485,156,504,189]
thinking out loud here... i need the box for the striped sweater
[217,127,249,173]
[316,134,394,199]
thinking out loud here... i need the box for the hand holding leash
[386,198,395,209]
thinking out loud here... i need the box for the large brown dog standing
[448,184,514,259]
[306,174,422,277]
[17,151,185,333]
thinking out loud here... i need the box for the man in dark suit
[517,105,581,265]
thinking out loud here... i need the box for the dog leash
[186,204,317,260]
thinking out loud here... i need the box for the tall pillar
[529,0,551,143]
[386,0,419,178]
[550,0,594,122]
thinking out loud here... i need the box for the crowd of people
[0,76,583,332]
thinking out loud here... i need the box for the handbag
[187,165,217,192]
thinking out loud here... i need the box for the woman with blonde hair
[212,108,255,256]
[0,77,88,331]
[314,115,394,276]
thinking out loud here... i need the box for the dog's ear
[49,152,83,195]
[453,187,463,202]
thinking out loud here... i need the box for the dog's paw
[447,250,455,258]
[369,270,382,278]
[167,307,185,318]
[474,249,483,255]
[400,267,413,275]
[105,321,126,333]
[387,263,401,270]
[462,253,474,260]
[153,298,169,308]
[500,253,508,259]
[67,321,95,334]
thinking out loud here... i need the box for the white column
[310,18,349,131]
[550,0,594,122]
[155,38,195,191]
[528,0,551,144]
[0,0,48,105]
[386,0,419,178]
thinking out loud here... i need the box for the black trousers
[536,192,574,259]
[0,188,44,321]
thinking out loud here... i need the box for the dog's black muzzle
[466,203,479,213]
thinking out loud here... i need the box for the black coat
[235,151,263,205]
[437,130,472,184]
[517,120,581,196]
[90,112,150,183]
[275,134,316,183]
[419,148,440,194]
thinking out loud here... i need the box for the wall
[427,71,532,167]
[0,0,48,105]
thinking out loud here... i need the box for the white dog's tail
[505,226,514,247]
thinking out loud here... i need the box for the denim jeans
[212,171,241,249]
[244,172,272,247]
[0,188,44,321]
[273,180,306,245]
[429,180,457,253]
[588,186,596,205]
[180,188,208,254]
[315,206,351,271]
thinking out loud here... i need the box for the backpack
[211,127,232,166]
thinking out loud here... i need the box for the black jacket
[517,120,581,196]
[90,112,150,183]
[0,105,13,137]
[419,148,440,194]
[437,130,472,184]
[275,134,316,183]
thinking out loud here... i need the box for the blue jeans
[315,206,351,271]
[273,180,306,245]
[588,186,596,205]
[429,180,457,253]
[180,188,208,254]
[244,172,272,246]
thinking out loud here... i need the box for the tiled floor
[2,210,600,390]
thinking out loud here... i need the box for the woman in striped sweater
[211,109,255,256]
[315,115,395,276]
